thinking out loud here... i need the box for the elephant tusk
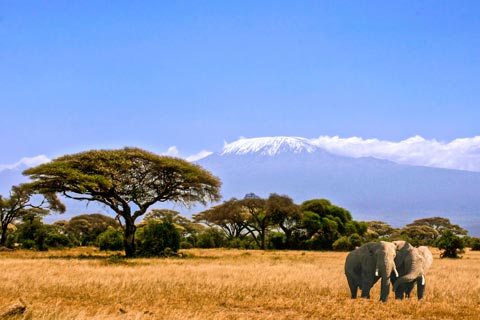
[395,269,399,278]
[375,268,379,277]
[421,275,425,285]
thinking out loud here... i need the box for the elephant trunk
[393,253,423,292]
[378,255,395,302]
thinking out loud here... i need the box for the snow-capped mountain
[221,137,317,156]
[199,137,480,236]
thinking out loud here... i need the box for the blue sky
[1,1,480,165]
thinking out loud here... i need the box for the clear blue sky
[1,1,480,164]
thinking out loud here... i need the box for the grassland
[0,247,479,319]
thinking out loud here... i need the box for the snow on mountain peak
[221,136,318,156]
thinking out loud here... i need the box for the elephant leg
[346,275,359,299]
[361,276,373,299]
[360,286,371,298]
[405,281,415,298]
[394,282,405,299]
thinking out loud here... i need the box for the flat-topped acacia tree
[23,147,221,257]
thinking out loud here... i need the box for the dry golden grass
[0,247,479,319]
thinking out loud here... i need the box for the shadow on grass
[45,251,196,266]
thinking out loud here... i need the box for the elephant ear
[364,242,377,255]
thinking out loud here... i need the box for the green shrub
[469,238,480,251]
[180,241,193,249]
[268,232,287,250]
[436,230,465,258]
[45,231,73,248]
[20,239,37,249]
[332,233,362,251]
[332,236,352,251]
[97,228,124,251]
[197,228,225,248]
[136,221,180,257]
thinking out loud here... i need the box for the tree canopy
[23,147,221,256]
[0,184,65,246]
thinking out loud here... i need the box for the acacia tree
[265,193,302,248]
[194,198,247,240]
[23,147,221,257]
[238,194,270,249]
[0,184,65,246]
[407,217,467,236]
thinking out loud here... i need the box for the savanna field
[0,247,479,320]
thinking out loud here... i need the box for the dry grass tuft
[0,247,479,319]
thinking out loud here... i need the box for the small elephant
[391,241,433,299]
[345,241,399,302]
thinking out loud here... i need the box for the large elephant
[391,241,433,299]
[345,241,399,302]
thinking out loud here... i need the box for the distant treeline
[3,193,479,256]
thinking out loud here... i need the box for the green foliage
[15,213,48,251]
[393,225,439,246]
[436,230,465,258]
[0,184,64,246]
[408,217,467,236]
[66,214,120,246]
[300,199,358,250]
[180,241,193,249]
[45,231,73,248]
[470,238,480,251]
[197,227,225,248]
[268,232,287,250]
[23,147,221,257]
[194,198,247,240]
[365,221,395,239]
[144,209,205,238]
[332,233,362,251]
[266,194,302,248]
[97,228,124,251]
[136,220,181,257]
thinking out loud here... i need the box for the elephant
[345,241,399,302]
[391,241,433,299]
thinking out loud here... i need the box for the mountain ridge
[199,138,480,236]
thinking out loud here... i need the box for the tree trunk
[0,224,8,246]
[260,226,266,249]
[124,221,137,257]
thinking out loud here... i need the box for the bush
[20,239,37,249]
[332,233,362,251]
[45,231,73,248]
[15,214,48,251]
[180,241,193,249]
[268,232,287,250]
[97,228,124,251]
[332,236,350,251]
[227,238,253,249]
[436,230,465,258]
[197,228,225,248]
[349,233,362,247]
[136,221,180,257]
[469,238,480,251]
